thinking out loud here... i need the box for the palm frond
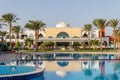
[107,19,119,29]
[24,20,46,31]
[93,19,106,30]
[83,24,92,32]
[2,13,19,23]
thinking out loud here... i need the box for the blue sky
[0,0,120,35]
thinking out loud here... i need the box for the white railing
[5,37,100,42]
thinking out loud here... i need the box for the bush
[72,42,80,51]
[41,41,54,50]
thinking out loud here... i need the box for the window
[57,32,69,38]
[48,36,53,38]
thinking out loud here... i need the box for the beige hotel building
[5,21,109,47]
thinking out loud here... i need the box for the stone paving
[0,53,17,62]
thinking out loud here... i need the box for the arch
[39,61,43,65]
[72,36,79,38]
[12,35,15,39]
[57,61,69,67]
[57,32,69,38]
[103,41,107,46]
[6,35,10,39]
[48,36,53,38]
[38,33,44,38]
[83,33,88,38]
[73,53,81,59]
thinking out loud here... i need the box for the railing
[38,38,99,42]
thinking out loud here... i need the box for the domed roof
[56,21,70,28]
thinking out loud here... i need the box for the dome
[56,21,70,28]
[56,71,67,78]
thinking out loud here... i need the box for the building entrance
[56,42,70,46]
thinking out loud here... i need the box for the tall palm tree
[24,20,45,51]
[107,19,119,50]
[114,28,120,49]
[12,25,22,42]
[83,24,92,49]
[115,30,120,43]
[93,19,106,51]
[1,13,19,48]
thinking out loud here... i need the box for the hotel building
[5,21,109,48]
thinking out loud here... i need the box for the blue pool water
[0,53,120,80]
[0,66,36,75]
[0,65,44,80]
[40,53,120,80]
[44,61,120,80]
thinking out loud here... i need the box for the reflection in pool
[42,53,120,80]
[44,60,120,80]
[1,53,120,80]
[57,61,69,67]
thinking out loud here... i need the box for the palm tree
[83,24,92,49]
[12,25,22,43]
[83,61,92,77]
[25,38,33,49]
[0,31,7,41]
[114,28,120,49]
[0,19,7,29]
[1,13,19,48]
[107,19,119,50]
[115,30,120,43]
[0,19,3,29]
[93,19,106,51]
[110,62,120,80]
[24,20,45,51]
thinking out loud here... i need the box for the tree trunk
[34,31,38,52]
[16,33,19,42]
[101,61,105,75]
[118,37,120,43]
[9,22,12,49]
[15,36,17,43]
[114,29,116,50]
[100,30,102,51]
[88,32,90,50]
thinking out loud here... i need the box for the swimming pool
[0,53,120,80]
[39,53,120,80]
[0,65,44,80]
[0,66,36,75]
[44,60,120,80]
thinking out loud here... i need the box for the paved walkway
[0,53,17,62]
[23,51,120,55]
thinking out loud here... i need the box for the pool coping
[21,52,120,55]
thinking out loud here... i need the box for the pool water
[0,53,120,80]
[0,65,44,80]
[0,66,36,75]
[44,61,120,80]
[37,53,119,80]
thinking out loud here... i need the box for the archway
[38,33,44,38]
[57,32,69,38]
[83,33,88,38]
